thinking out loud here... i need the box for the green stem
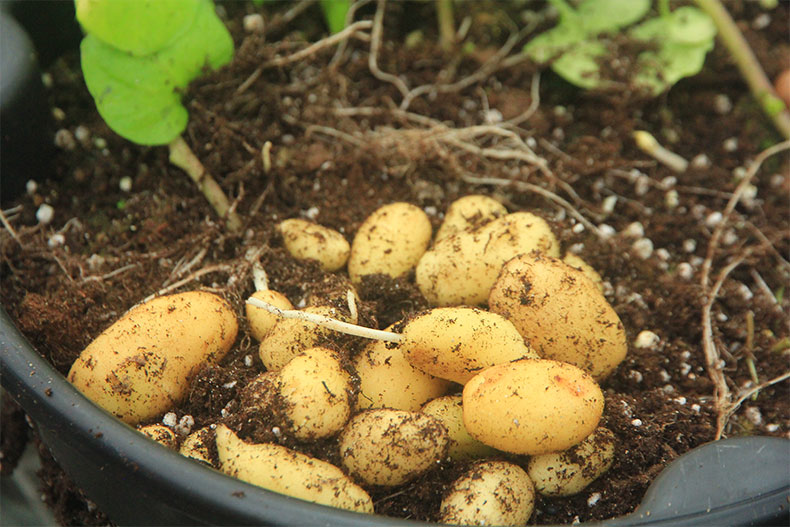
[658,0,671,18]
[695,0,790,140]
[547,0,576,22]
[436,0,455,51]
[168,136,242,233]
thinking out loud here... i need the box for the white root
[633,130,689,173]
[246,296,402,343]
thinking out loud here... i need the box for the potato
[278,218,350,272]
[246,289,293,342]
[215,424,373,513]
[434,195,507,242]
[354,329,452,411]
[399,307,538,384]
[279,347,353,439]
[417,212,560,306]
[339,409,449,486]
[137,424,176,448]
[489,253,627,379]
[421,395,496,461]
[348,202,432,284]
[68,292,238,424]
[258,305,355,371]
[563,252,604,293]
[439,461,535,526]
[527,427,616,497]
[463,359,604,455]
[180,427,215,466]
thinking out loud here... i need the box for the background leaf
[550,40,610,89]
[320,0,350,34]
[576,0,651,34]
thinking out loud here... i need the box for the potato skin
[463,359,604,455]
[354,331,451,411]
[489,253,627,380]
[421,395,496,461]
[180,427,215,466]
[348,202,432,284]
[439,461,535,527]
[246,289,293,342]
[563,253,604,293]
[215,425,373,513]
[137,424,176,449]
[68,292,238,424]
[278,218,350,272]
[399,307,538,384]
[527,427,616,497]
[339,409,449,486]
[434,195,507,242]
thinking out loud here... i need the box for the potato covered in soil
[463,359,604,455]
[489,253,627,380]
[348,202,432,284]
[416,211,560,306]
[563,252,604,293]
[421,395,496,461]
[527,427,616,497]
[434,194,507,242]
[68,292,238,424]
[354,330,452,411]
[399,307,538,384]
[278,347,353,439]
[278,218,351,272]
[137,424,176,449]
[180,427,215,466]
[246,289,293,342]
[439,461,535,526]
[339,409,449,486]
[215,424,373,513]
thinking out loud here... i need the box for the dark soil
[1,1,788,525]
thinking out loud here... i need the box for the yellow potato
[180,427,215,466]
[417,212,559,306]
[489,253,627,379]
[463,359,604,455]
[528,427,616,497]
[278,218,350,272]
[215,425,373,513]
[435,195,507,242]
[68,292,238,424]
[339,409,448,486]
[258,305,355,371]
[279,347,353,439]
[399,307,538,384]
[137,424,176,449]
[246,289,293,342]
[439,461,535,527]
[348,202,432,284]
[354,329,451,411]
[563,252,604,293]
[421,395,496,461]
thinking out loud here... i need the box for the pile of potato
[67,196,628,525]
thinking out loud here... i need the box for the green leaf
[575,0,651,34]
[524,23,583,63]
[320,0,350,34]
[80,0,233,145]
[550,40,610,89]
[75,0,200,56]
[666,6,717,44]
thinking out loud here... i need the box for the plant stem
[658,0,671,18]
[168,136,242,233]
[695,0,790,140]
[436,0,456,51]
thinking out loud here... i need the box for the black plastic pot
[1,6,788,527]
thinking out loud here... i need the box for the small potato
[417,212,559,306]
[258,305,355,371]
[563,253,604,293]
[278,218,350,272]
[246,289,293,342]
[439,461,535,527]
[489,253,627,379]
[68,292,238,424]
[137,424,176,448]
[421,395,496,461]
[354,329,452,411]
[399,307,538,384]
[348,202,432,284]
[528,427,616,497]
[435,195,507,242]
[463,359,604,455]
[279,347,353,439]
[180,427,215,466]
[339,409,448,486]
[215,424,373,513]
